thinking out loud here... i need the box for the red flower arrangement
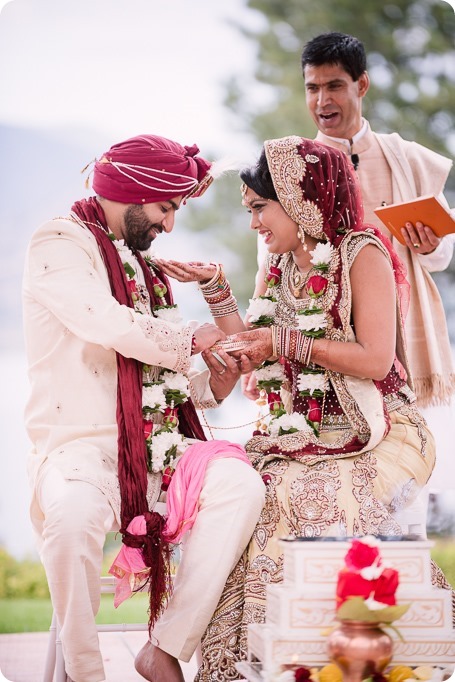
[335,536,409,625]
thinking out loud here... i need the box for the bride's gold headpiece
[264,136,326,240]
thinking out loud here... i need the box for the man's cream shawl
[374,133,454,407]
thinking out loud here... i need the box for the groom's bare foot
[134,641,184,682]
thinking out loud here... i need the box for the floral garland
[246,243,334,437]
[112,234,190,490]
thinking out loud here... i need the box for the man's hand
[401,222,439,254]
[192,323,225,355]
[203,348,241,401]
[229,328,273,366]
[155,259,218,283]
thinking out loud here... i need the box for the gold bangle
[271,326,278,358]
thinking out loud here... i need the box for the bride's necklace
[291,261,314,298]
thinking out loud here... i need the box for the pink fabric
[108,515,150,607]
[163,440,251,543]
[108,439,252,606]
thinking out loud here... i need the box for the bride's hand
[229,328,273,366]
[154,259,218,283]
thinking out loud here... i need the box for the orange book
[374,194,455,245]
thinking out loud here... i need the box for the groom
[22,133,265,682]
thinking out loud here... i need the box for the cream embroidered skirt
[196,407,436,681]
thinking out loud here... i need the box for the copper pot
[327,620,393,682]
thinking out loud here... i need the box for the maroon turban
[92,134,212,204]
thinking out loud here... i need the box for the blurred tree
[185,0,455,324]
[225,0,455,192]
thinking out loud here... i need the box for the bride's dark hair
[240,149,278,201]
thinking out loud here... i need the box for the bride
[156,135,437,679]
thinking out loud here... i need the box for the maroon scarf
[70,196,206,628]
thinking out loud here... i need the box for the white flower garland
[113,235,190,482]
[249,244,334,436]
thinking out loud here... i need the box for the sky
[0,0,263,157]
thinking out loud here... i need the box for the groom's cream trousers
[35,457,265,682]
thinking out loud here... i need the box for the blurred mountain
[0,123,114,351]
[0,124,225,352]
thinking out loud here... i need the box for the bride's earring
[298,225,308,252]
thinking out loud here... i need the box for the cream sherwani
[23,217,265,682]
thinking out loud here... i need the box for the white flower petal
[310,242,333,266]
[297,313,327,332]
[246,297,277,322]
[154,306,183,324]
[297,372,328,394]
[142,385,167,411]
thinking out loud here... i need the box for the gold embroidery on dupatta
[264,136,326,240]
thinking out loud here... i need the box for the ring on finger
[218,369,226,375]
[413,242,420,248]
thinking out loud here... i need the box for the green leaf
[165,389,187,406]
[278,426,299,436]
[336,597,410,624]
[251,315,274,327]
[298,307,323,316]
[123,262,136,279]
[257,379,283,391]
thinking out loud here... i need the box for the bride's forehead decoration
[264,135,363,244]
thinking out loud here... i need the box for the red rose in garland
[143,420,153,439]
[160,466,174,492]
[265,265,282,287]
[306,274,328,298]
[268,391,284,414]
[163,406,179,428]
[127,278,139,302]
[151,275,168,298]
[306,397,322,435]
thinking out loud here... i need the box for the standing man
[299,31,454,411]
[299,32,455,503]
[23,134,265,682]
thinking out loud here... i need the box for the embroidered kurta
[22,217,216,527]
